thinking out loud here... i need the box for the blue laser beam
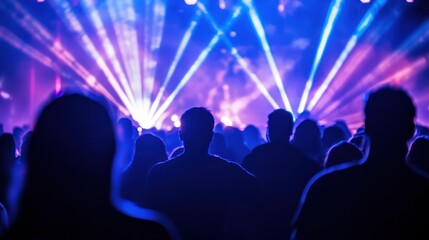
[307,0,387,111]
[243,0,293,114]
[149,6,243,126]
[297,0,344,114]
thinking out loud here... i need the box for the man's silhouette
[293,86,429,239]
[242,109,321,239]
[3,94,171,239]
[147,107,258,240]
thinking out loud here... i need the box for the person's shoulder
[148,157,182,176]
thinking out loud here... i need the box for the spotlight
[360,0,370,3]
[174,121,181,128]
[184,0,197,5]
[171,114,179,122]
[221,116,233,126]
[298,0,344,114]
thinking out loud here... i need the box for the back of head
[293,119,321,153]
[267,109,293,142]
[322,125,346,149]
[24,94,116,212]
[180,107,214,151]
[133,134,167,168]
[364,86,415,144]
[324,141,363,168]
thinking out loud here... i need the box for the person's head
[322,125,346,150]
[179,107,214,152]
[267,109,293,143]
[364,86,415,144]
[324,141,363,168]
[24,94,116,211]
[293,119,321,154]
[133,134,167,168]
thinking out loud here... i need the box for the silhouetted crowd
[0,85,428,239]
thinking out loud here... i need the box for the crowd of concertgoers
[0,85,428,239]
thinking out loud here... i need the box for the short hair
[180,107,214,142]
[267,109,293,141]
[364,86,416,141]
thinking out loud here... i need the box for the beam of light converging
[197,2,279,109]
[2,0,131,116]
[49,0,138,117]
[148,10,203,120]
[313,7,401,117]
[242,0,293,115]
[307,0,387,112]
[0,25,130,117]
[326,54,428,121]
[297,0,344,114]
[107,0,146,125]
[81,0,136,110]
[141,0,167,125]
[319,18,429,119]
[0,25,59,72]
[149,6,243,126]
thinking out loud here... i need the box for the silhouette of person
[2,94,171,239]
[241,109,321,239]
[291,119,323,166]
[293,86,429,239]
[209,132,235,162]
[407,136,429,177]
[120,134,168,208]
[323,141,363,169]
[147,107,258,240]
[222,126,250,164]
[242,125,266,151]
[321,125,346,156]
[0,133,15,233]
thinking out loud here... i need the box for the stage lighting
[197,2,279,109]
[307,0,387,112]
[360,0,371,3]
[149,5,243,126]
[244,0,293,115]
[184,0,197,5]
[171,114,179,122]
[298,0,344,114]
[221,116,233,126]
[174,121,181,128]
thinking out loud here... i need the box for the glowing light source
[49,0,138,116]
[171,114,179,122]
[149,5,243,126]
[197,2,279,109]
[221,116,233,126]
[297,0,344,114]
[360,0,371,3]
[149,11,202,119]
[307,0,387,111]
[174,121,181,128]
[184,0,197,5]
